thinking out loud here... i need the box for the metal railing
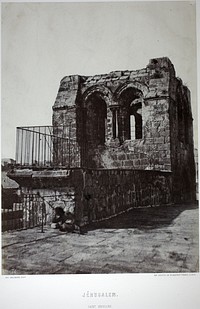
[2,194,47,232]
[15,126,81,168]
[2,192,75,232]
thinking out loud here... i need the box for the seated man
[51,207,75,232]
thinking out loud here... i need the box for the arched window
[117,86,143,142]
[130,100,142,140]
[85,93,107,146]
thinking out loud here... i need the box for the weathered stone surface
[52,57,195,203]
[75,169,173,223]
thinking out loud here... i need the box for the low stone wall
[78,169,172,224]
[7,168,173,226]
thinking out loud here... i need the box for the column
[111,108,116,139]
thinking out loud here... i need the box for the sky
[1,1,198,159]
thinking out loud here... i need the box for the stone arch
[113,82,147,142]
[81,86,114,167]
[114,81,149,101]
[82,85,113,145]
[82,85,113,108]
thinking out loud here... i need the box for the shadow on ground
[87,203,198,231]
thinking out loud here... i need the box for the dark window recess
[130,102,142,140]
[85,93,107,146]
[118,87,143,142]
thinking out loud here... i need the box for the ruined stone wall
[52,57,175,171]
[169,79,196,202]
[52,75,81,167]
[51,57,196,203]
[78,169,172,224]
[8,168,172,226]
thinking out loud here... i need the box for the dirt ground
[1,203,199,275]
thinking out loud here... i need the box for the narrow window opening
[130,115,135,140]
[130,102,142,140]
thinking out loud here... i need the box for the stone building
[8,57,196,227]
[53,57,196,200]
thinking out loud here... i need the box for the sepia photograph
[1,0,199,307]
[2,2,199,275]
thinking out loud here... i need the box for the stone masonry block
[118,154,126,161]
[154,137,165,144]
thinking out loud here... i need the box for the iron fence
[2,194,47,232]
[1,192,76,232]
[15,125,81,168]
